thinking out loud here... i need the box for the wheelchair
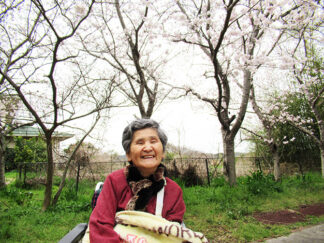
[59,182,187,243]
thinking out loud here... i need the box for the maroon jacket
[89,168,186,243]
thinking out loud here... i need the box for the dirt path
[253,203,324,224]
[252,203,324,243]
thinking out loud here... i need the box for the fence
[15,162,48,185]
[13,157,321,187]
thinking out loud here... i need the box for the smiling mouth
[141,155,155,159]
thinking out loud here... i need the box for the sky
[60,45,255,156]
[60,85,253,157]
[85,99,252,156]
[102,100,223,155]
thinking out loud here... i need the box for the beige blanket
[114,211,209,243]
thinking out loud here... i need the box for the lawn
[1,171,324,242]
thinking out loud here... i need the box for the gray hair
[122,119,168,154]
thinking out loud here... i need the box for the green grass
[1,171,324,242]
[181,171,324,242]
[0,175,95,243]
[5,171,17,179]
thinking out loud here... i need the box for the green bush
[210,176,226,187]
[4,148,15,171]
[61,180,78,201]
[213,184,251,219]
[14,136,47,163]
[242,171,282,195]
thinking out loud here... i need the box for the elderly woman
[89,119,186,242]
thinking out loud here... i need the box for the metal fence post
[76,162,80,194]
[205,158,210,186]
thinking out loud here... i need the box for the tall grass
[0,171,323,242]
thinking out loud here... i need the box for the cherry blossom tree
[276,46,324,177]
[290,27,324,177]
[248,89,283,180]
[0,0,24,20]
[166,0,323,184]
[247,0,323,178]
[0,0,118,210]
[80,0,173,119]
[168,0,291,185]
[247,91,320,177]
[168,0,247,186]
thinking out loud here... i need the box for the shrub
[210,176,226,187]
[4,148,15,171]
[165,160,181,180]
[61,180,78,201]
[181,164,204,187]
[244,171,282,195]
[14,136,47,163]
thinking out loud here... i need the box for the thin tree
[52,112,101,206]
[0,1,36,188]
[0,0,117,210]
[0,92,35,188]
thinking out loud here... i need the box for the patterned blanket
[114,211,209,243]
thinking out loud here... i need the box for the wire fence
[13,156,321,188]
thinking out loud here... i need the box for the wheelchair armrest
[59,223,88,243]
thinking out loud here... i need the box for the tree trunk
[42,137,54,211]
[320,144,324,178]
[52,116,100,206]
[0,141,6,188]
[272,145,281,181]
[222,129,236,186]
[320,125,324,178]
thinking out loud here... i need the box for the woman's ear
[126,153,132,162]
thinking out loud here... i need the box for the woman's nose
[143,143,153,151]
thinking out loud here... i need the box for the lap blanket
[114,211,209,243]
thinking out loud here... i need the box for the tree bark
[52,115,100,206]
[272,145,281,181]
[222,129,236,186]
[319,125,324,178]
[42,136,54,211]
[0,140,6,188]
[250,83,283,180]
[320,143,324,178]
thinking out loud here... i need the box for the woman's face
[126,128,164,177]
